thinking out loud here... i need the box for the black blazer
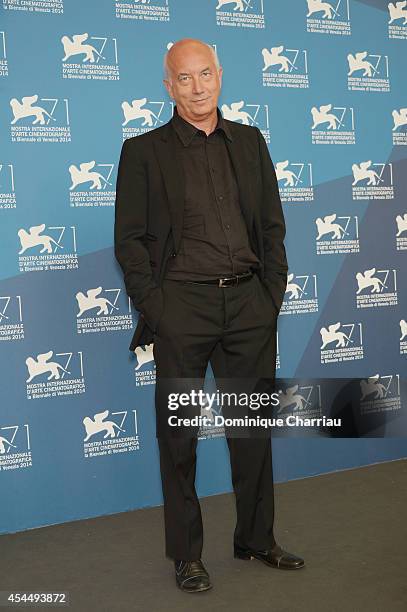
[114,118,288,351]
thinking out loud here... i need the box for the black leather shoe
[234,543,305,570]
[174,559,213,592]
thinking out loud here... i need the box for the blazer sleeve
[256,127,288,312]
[114,138,163,331]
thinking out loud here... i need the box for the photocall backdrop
[1,0,406,535]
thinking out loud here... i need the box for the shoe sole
[177,583,213,593]
[234,553,305,570]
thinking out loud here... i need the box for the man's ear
[163,79,173,99]
[218,66,223,87]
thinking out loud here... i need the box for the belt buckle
[219,276,238,287]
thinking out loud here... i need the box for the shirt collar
[171,105,233,146]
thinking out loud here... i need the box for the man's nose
[191,75,204,93]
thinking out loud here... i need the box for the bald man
[114,38,304,593]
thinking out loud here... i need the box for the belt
[184,271,253,287]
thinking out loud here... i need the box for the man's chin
[190,101,217,115]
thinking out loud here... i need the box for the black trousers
[152,273,278,561]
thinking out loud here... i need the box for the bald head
[164,38,220,81]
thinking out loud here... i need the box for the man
[114,38,305,593]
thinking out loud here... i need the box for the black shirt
[164,106,260,280]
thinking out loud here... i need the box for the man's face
[163,43,222,123]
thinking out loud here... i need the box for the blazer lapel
[153,122,185,253]
[224,127,254,232]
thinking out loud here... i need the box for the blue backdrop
[1,0,406,535]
